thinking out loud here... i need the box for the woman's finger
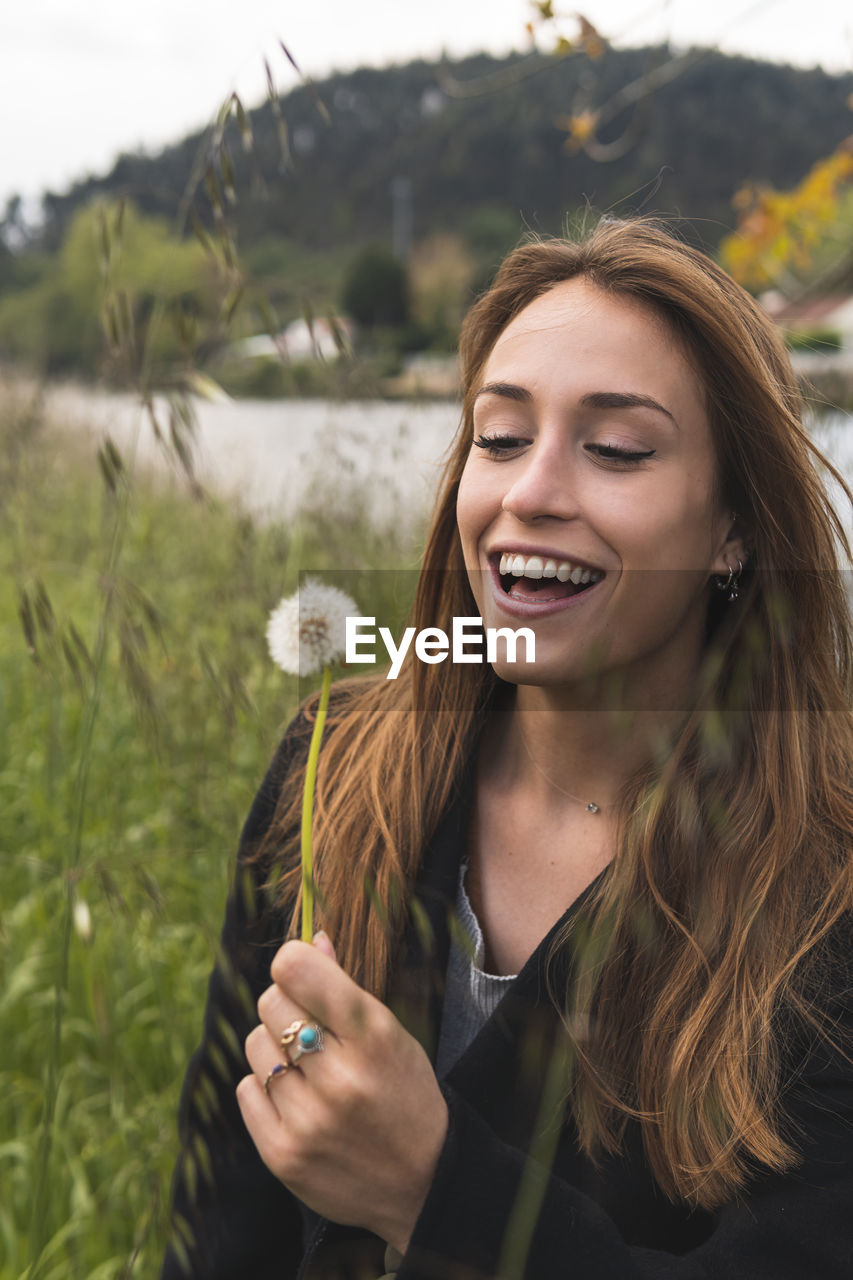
[256,983,331,1072]
[236,1070,300,1173]
[245,1021,287,1084]
[270,940,380,1041]
[256,983,310,1043]
[243,1021,310,1114]
[244,1030,288,1110]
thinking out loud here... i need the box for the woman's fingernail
[312,929,336,957]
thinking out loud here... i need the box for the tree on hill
[341,246,410,329]
[34,48,853,260]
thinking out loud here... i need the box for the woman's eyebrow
[474,383,678,427]
[473,381,532,403]
[580,390,678,427]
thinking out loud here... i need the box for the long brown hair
[267,219,853,1209]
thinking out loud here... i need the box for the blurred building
[231,315,354,363]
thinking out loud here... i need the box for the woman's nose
[500,443,580,523]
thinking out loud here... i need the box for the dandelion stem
[300,664,331,941]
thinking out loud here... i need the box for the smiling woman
[457,277,743,697]
[162,219,853,1280]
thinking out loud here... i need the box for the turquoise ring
[280,1019,325,1065]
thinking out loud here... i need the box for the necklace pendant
[586,801,600,814]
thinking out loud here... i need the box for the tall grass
[0,384,418,1279]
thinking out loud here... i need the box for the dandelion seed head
[266,578,359,677]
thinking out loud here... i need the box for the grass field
[0,383,419,1279]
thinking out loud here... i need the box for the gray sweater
[435,863,517,1080]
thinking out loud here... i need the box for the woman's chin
[488,654,591,689]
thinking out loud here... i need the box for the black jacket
[162,721,853,1279]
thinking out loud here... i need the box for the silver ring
[280,1019,325,1065]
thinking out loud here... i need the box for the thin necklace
[517,724,604,814]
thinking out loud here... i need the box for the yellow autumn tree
[720,134,853,289]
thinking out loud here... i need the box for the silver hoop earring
[715,558,743,603]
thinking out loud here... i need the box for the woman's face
[455,277,743,704]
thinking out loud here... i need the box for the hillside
[38,46,853,255]
[3,45,853,385]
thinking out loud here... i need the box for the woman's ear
[711,510,750,578]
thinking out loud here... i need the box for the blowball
[266,578,359,677]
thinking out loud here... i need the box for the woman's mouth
[495,551,604,604]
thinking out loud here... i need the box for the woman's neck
[488,683,684,815]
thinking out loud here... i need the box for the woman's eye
[584,444,656,464]
[473,434,525,457]
[473,437,656,463]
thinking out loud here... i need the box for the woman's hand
[236,933,449,1255]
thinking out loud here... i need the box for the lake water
[44,384,461,529]
[42,382,853,542]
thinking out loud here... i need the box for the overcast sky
[2,0,852,214]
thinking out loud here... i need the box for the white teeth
[498,552,604,584]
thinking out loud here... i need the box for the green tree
[0,201,213,378]
[341,246,410,329]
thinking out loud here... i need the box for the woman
[162,219,853,1279]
